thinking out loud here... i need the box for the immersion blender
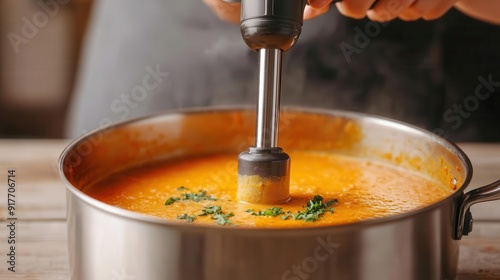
[225,0,308,204]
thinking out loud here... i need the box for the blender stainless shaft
[237,47,290,204]
[234,0,307,204]
[256,48,282,148]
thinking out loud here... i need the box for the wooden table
[0,140,498,279]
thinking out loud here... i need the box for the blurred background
[0,1,498,140]
[0,0,93,138]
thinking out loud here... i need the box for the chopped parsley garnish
[168,190,336,225]
[246,207,284,217]
[281,195,338,222]
[165,197,180,205]
[181,190,217,202]
[213,213,234,225]
[200,205,221,215]
[164,189,217,205]
[199,205,234,225]
[178,213,196,223]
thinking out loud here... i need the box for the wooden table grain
[0,139,498,280]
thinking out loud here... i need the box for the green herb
[281,212,292,220]
[245,196,338,222]
[281,195,338,222]
[181,190,217,202]
[246,207,284,217]
[199,205,234,225]
[324,198,338,208]
[178,213,196,223]
[213,212,234,225]
[199,205,222,216]
[176,186,188,191]
[165,197,180,205]
[165,189,217,206]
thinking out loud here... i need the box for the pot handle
[455,179,500,240]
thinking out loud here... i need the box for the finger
[366,0,416,22]
[399,0,456,22]
[407,0,436,16]
[304,4,331,20]
[335,0,377,19]
[422,0,456,20]
[398,10,420,21]
[398,0,437,21]
[308,0,333,10]
[202,0,241,24]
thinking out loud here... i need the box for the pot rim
[59,105,473,235]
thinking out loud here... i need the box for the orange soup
[85,151,451,228]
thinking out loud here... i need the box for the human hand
[334,0,500,24]
[202,0,241,24]
[203,0,461,24]
[333,0,459,22]
[202,0,339,23]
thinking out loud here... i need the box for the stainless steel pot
[59,107,500,280]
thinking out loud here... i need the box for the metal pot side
[59,107,500,280]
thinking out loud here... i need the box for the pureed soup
[84,150,452,228]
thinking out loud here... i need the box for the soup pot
[59,107,500,280]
